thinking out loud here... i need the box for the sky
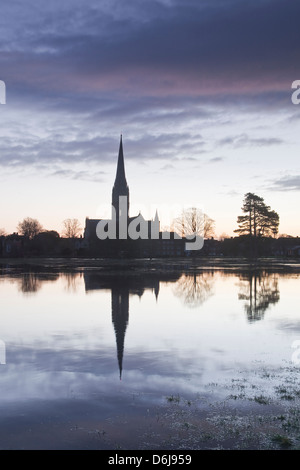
[0,0,299,238]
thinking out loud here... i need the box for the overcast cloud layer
[1,0,299,169]
[2,0,299,93]
[0,0,299,235]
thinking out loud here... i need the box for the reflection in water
[238,271,280,322]
[173,272,215,308]
[18,271,59,294]
[20,272,42,294]
[0,264,300,450]
[84,271,181,378]
[62,272,82,293]
[4,270,80,295]
[3,266,284,377]
[111,284,129,379]
[82,269,282,375]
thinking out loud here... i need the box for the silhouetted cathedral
[112,135,129,225]
[84,136,185,258]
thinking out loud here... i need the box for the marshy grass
[271,434,293,448]
[166,394,181,403]
[252,395,271,405]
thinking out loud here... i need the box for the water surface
[0,261,299,449]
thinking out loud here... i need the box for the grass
[253,395,271,405]
[271,434,293,448]
[159,369,300,450]
[166,394,181,403]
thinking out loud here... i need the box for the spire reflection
[84,270,180,379]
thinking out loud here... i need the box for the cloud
[217,133,284,148]
[1,0,299,103]
[0,134,116,169]
[209,156,224,163]
[0,0,297,185]
[160,164,175,171]
[51,168,106,183]
[269,175,300,192]
[0,127,207,174]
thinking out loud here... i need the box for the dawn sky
[0,0,299,237]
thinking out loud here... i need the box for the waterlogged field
[0,259,299,450]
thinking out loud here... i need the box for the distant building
[1,233,24,257]
[288,245,300,257]
[84,136,186,258]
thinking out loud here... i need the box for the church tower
[112,135,129,224]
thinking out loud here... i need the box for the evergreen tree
[235,193,279,237]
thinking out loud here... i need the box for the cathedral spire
[112,135,129,222]
[114,134,127,188]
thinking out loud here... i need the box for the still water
[0,262,299,449]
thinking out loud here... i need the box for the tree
[219,232,230,241]
[234,193,279,238]
[278,233,293,238]
[0,228,6,236]
[173,207,215,239]
[33,230,60,255]
[62,218,82,238]
[17,217,43,239]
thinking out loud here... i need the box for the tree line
[0,192,283,242]
[0,218,83,239]
[171,192,280,240]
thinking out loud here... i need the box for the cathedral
[84,136,185,258]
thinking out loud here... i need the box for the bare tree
[0,228,7,236]
[173,207,215,239]
[62,218,82,238]
[219,232,230,241]
[17,217,43,239]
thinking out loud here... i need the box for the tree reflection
[19,271,59,294]
[62,272,81,292]
[19,272,42,294]
[238,271,280,322]
[174,272,215,308]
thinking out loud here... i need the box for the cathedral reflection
[111,284,129,379]
[84,270,180,378]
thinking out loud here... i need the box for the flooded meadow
[0,258,299,450]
